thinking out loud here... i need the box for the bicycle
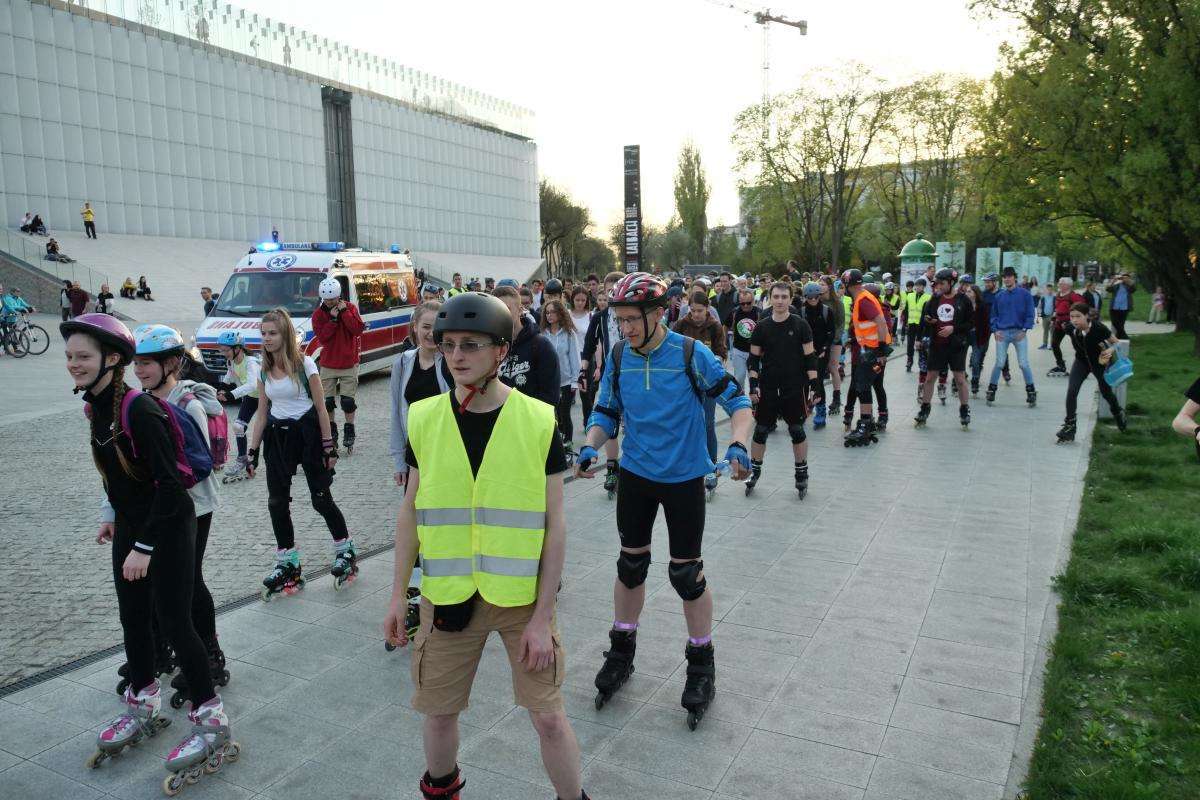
[10,313,49,355]
[1,320,29,357]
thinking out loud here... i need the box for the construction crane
[701,0,807,104]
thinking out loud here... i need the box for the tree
[673,142,710,263]
[974,0,1200,350]
[539,180,590,277]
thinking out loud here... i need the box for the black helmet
[434,292,513,345]
[544,278,563,295]
[840,268,864,287]
[934,268,957,284]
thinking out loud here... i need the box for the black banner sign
[623,145,642,273]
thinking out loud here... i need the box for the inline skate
[842,409,854,433]
[1047,365,1067,378]
[986,384,997,406]
[419,766,466,799]
[604,460,619,500]
[261,549,304,602]
[1115,408,1128,432]
[743,460,762,496]
[163,697,239,796]
[331,538,359,591]
[794,462,808,500]
[914,402,931,427]
[1026,385,1037,407]
[385,587,423,652]
[681,642,715,731]
[844,418,877,448]
[1056,417,1076,443]
[342,422,355,455]
[970,379,979,398]
[827,389,842,416]
[87,681,171,769]
[875,410,889,433]
[169,637,229,709]
[594,628,637,709]
[960,404,971,430]
[1003,365,1012,384]
[220,455,251,483]
[813,401,827,430]
[937,381,948,405]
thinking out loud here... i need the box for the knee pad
[788,423,806,444]
[324,396,336,413]
[340,396,357,413]
[267,495,290,513]
[752,423,771,444]
[616,550,651,589]
[311,488,335,512]
[668,559,707,601]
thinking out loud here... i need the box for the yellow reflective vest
[408,390,557,607]
[904,291,931,326]
[841,295,853,331]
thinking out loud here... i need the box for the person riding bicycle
[574,271,753,729]
[1,287,34,352]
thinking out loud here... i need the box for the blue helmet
[803,282,822,299]
[984,273,999,282]
[959,273,974,284]
[216,330,244,348]
[133,324,186,357]
[834,279,844,291]
[496,278,520,289]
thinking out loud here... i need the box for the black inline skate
[1003,365,1012,384]
[331,538,359,591]
[681,642,716,731]
[603,460,619,500]
[794,462,808,500]
[169,637,229,709]
[261,550,304,602]
[875,410,889,433]
[1056,417,1076,443]
[844,418,877,447]
[1026,384,1037,407]
[914,402,931,427]
[937,381,948,405]
[342,422,355,455]
[744,459,762,496]
[970,379,979,398]
[986,384,997,405]
[960,404,971,430]
[1047,365,1067,378]
[842,409,854,433]
[827,389,841,416]
[594,629,636,709]
[419,766,466,800]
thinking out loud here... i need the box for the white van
[195,242,417,379]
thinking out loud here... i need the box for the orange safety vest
[852,292,892,348]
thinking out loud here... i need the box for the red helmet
[609,272,669,308]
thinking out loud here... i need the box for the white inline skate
[87,680,171,769]
[163,696,240,796]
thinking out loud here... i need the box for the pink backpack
[177,390,230,470]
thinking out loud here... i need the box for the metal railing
[1,227,111,292]
[59,0,535,138]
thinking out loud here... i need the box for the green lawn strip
[1024,331,1200,800]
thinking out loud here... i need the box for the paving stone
[0,760,104,800]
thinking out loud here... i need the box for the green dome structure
[899,234,938,266]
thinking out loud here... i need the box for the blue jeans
[703,395,718,463]
[990,330,1034,386]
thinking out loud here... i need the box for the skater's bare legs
[828,346,842,392]
[792,440,808,462]
[530,710,582,800]
[613,545,649,624]
[954,371,969,404]
[919,377,935,405]
[676,558,714,640]
[422,713,461,780]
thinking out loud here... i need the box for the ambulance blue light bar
[255,241,345,252]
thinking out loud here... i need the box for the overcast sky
[237,0,1017,232]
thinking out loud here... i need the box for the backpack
[609,336,705,408]
[85,390,213,488]
[175,380,230,470]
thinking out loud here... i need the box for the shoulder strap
[610,340,625,406]
[682,336,702,399]
[118,389,144,457]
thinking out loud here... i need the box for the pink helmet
[609,272,669,308]
[61,313,136,364]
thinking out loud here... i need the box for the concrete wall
[0,0,540,265]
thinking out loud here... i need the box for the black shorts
[851,360,878,395]
[615,468,705,560]
[756,383,808,426]
[926,343,967,373]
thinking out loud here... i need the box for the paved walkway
[0,335,1110,799]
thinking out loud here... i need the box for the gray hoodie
[389,348,451,473]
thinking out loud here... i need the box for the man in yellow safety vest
[383,291,589,800]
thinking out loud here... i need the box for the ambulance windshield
[213,272,321,317]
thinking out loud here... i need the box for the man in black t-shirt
[746,282,822,497]
[918,269,975,426]
[726,288,760,393]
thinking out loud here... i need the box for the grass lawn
[1024,331,1200,799]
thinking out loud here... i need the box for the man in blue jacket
[987,266,1037,407]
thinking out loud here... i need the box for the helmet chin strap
[458,351,503,414]
[77,349,117,395]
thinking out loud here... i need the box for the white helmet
[318,277,341,300]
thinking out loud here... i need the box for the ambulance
[194,241,417,380]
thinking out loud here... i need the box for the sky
[232,0,1018,233]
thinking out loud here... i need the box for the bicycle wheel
[5,331,29,358]
[22,324,49,355]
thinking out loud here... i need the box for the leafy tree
[974,0,1200,349]
[539,180,590,278]
[673,142,711,263]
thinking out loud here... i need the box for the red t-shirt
[1053,292,1084,329]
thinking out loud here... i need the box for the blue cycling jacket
[587,328,750,483]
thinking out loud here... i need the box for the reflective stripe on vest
[409,390,557,608]
[853,292,892,348]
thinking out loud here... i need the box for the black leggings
[906,324,920,362]
[615,468,705,560]
[234,396,256,458]
[265,412,348,550]
[556,386,576,443]
[1051,325,1069,369]
[579,384,596,432]
[1066,359,1122,419]
[1110,309,1129,340]
[192,513,216,642]
[113,521,214,707]
[845,364,887,415]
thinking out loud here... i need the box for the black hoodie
[498,315,560,407]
